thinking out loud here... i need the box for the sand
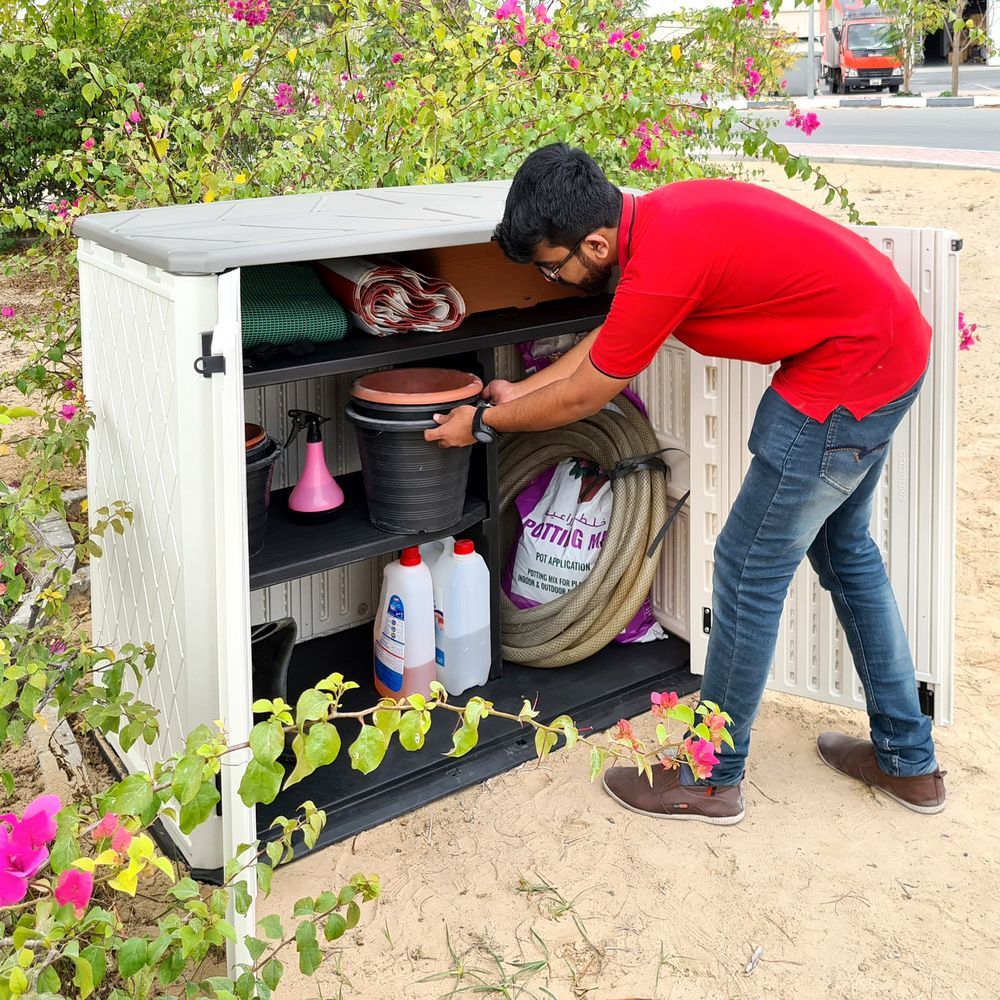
[270,163,1000,1000]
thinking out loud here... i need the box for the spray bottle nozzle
[284,409,330,448]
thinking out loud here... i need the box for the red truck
[820,1,903,94]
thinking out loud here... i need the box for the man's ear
[583,231,612,261]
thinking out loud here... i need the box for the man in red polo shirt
[425,143,945,823]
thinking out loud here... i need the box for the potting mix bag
[501,458,666,644]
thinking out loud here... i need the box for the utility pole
[806,2,816,98]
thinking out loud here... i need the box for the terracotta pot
[350,368,483,421]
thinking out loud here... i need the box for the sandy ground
[267,163,1000,1000]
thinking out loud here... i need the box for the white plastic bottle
[418,535,454,576]
[432,539,491,696]
[373,547,436,701]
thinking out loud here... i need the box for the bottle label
[375,595,405,692]
[436,648,445,668]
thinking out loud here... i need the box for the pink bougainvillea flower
[706,712,726,731]
[129,110,142,124]
[541,28,561,49]
[54,868,93,917]
[49,638,67,654]
[91,813,119,841]
[59,404,77,421]
[391,52,404,64]
[534,2,551,24]
[495,0,520,19]
[34,108,45,117]
[651,690,680,710]
[82,138,95,151]
[607,30,625,45]
[683,737,719,781]
[385,79,396,90]
[566,55,580,70]
[111,825,133,854]
[612,718,642,750]
[1,306,14,319]
[15,795,61,848]
[958,311,979,350]
[0,583,6,597]
[0,795,61,905]
[64,378,76,391]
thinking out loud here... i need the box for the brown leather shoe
[817,732,946,814]
[602,763,745,825]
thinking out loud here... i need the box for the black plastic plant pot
[246,437,282,556]
[345,405,473,533]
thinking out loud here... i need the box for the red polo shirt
[589,180,931,421]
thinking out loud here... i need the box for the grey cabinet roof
[72,181,516,275]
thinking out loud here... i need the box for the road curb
[734,94,1000,111]
[709,152,1000,173]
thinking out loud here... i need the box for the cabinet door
[685,227,958,725]
[209,270,257,967]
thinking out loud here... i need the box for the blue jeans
[699,375,937,785]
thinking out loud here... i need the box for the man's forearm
[516,326,602,393]
[485,378,593,433]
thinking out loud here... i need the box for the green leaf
[398,709,431,751]
[238,757,283,807]
[283,734,315,789]
[82,81,98,105]
[447,720,478,758]
[667,704,695,728]
[106,773,153,816]
[534,727,557,761]
[249,720,284,764]
[262,959,283,991]
[259,914,284,940]
[171,755,204,806]
[550,714,577,750]
[50,803,79,874]
[73,955,94,999]
[295,688,330,729]
[245,936,268,962]
[348,725,387,775]
[589,748,603,783]
[170,878,201,901]
[179,780,220,835]
[257,861,274,896]
[345,900,361,930]
[324,912,347,941]
[720,728,735,750]
[117,938,148,978]
[693,723,711,741]
[305,722,341,768]
[373,707,401,744]
[232,880,253,916]
[295,921,322,976]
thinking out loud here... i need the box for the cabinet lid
[72,181,516,276]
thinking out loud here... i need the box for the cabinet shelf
[248,473,487,591]
[241,295,612,388]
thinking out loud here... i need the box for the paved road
[910,63,1000,95]
[749,108,1000,152]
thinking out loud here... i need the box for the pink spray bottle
[284,409,345,523]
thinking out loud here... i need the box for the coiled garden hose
[498,394,680,668]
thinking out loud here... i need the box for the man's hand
[424,404,476,448]
[482,379,528,405]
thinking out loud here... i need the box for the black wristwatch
[472,404,497,445]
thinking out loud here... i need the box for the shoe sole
[602,778,745,825]
[816,745,946,815]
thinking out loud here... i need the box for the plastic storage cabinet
[73,181,959,933]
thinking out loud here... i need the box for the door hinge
[702,607,712,635]
[951,238,963,252]
[194,332,226,378]
[917,681,935,719]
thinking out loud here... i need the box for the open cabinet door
[687,227,959,726]
[209,270,258,969]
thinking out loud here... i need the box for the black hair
[493,144,623,263]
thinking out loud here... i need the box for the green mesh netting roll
[241,263,349,349]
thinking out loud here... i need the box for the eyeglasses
[534,239,582,283]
